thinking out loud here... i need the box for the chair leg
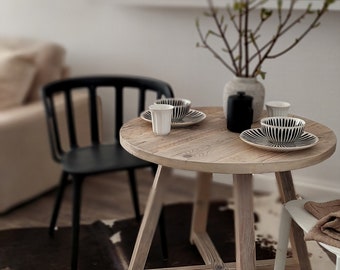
[128,169,141,222]
[71,176,84,270]
[274,206,292,270]
[159,207,168,261]
[49,171,69,237]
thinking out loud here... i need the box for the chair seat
[285,199,316,232]
[285,199,340,257]
[62,144,152,175]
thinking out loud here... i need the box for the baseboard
[173,169,340,199]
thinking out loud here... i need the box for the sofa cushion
[0,51,36,110]
[0,37,68,107]
[25,41,67,102]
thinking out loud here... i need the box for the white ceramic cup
[149,104,174,135]
[265,101,290,117]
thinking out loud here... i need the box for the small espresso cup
[149,104,174,135]
[265,101,290,117]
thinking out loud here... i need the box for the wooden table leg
[190,172,227,268]
[233,174,256,270]
[275,171,312,270]
[190,172,212,243]
[128,165,172,270]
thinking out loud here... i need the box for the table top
[120,107,337,174]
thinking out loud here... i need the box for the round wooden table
[120,107,336,270]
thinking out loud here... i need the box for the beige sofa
[0,37,89,213]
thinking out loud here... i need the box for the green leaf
[233,1,247,11]
[220,15,225,25]
[260,71,266,80]
[250,32,256,44]
[233,2,241,11]
[206,30,220,38]
[313,22,321,28]
[306,3,314,14]
[261,8,273,20]
[223,24,228,34]
[195,18,200,28]
[255,68,266,80]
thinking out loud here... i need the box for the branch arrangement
[196,0,334,79]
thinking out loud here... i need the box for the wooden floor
[0,168,233,230]
[0,169,336,269]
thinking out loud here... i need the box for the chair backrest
[41,75,174,162]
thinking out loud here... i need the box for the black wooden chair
[41,76,174,270]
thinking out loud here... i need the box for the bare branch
[207,0,240,73]
[268,1,331,59]
[244,1,250,76]
[196,18,237,75]
[196,0,333,78]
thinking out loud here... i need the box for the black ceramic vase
[227,91,253,133]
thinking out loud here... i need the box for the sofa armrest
[0,101,57,212]
[0,92,93,213]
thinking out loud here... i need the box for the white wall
[0,0,339,193]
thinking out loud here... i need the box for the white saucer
[240,128,319,152]
[140,109,206,127]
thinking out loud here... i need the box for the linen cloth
[304,200,340,248]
